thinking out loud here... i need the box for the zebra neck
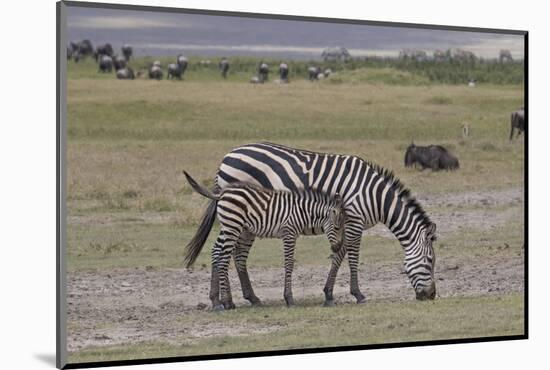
[385,195,424,249]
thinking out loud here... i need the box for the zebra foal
[184,171,345,310]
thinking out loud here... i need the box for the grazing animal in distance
[321,47,351,62]
[69,39,93,62]
[404,143,459,171]
[149,64,163,80]
[279,63,289,82]
[75,39,94,61]
[308,66,322,81]
[510,107,525,140]
[219,58,229,78]
[116,67,135,80]
[98,55,113,73]
[183,171,346,310]
[112,55,127,71]
[167,55,188,80]
[499,49,513,63]
[94,43,114,61]
[121,44,133,61]
[258,62,269,83]
[183,142,438,308]
[66,43,74,60]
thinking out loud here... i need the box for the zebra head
[322,193,346,253]
[404,222,437,300]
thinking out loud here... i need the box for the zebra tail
[183,199,217,268]
[183,171,219,200]
[182,171,219,268]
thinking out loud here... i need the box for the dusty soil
[67,253,524,352]
[66,187,525,352]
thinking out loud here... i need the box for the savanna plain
[65,58,525,363]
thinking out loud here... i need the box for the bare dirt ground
[66,187,525,352]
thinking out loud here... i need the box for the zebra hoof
[323,300,336,307]
[357,297,367,304]
[212,304,225,312]
[250,299,262,307]
[285,298,295,307]
[224,302,236,310]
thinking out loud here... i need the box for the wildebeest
[116,67,135,80]
[258,62,269,82]
[78,39,94,56]
[321,47,351,62]
[112,55,127,71]
[404,143,459,171]
[499,49,513,63]
[510,107,525,140]
[279,63,289,82]
[121,44,133,61]
[149,64,163,80]
[308,66,322,81]
[167,55,188,80]
[219,58,229,79]
[98,55,113,73]
[94,43,114,61]
[69,39,93,62]
[399,49,428,62]
[433,49,447,62]
[66,44,73,60]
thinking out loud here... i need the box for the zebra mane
[366,161,432,227]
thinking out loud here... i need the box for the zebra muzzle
[415,281,436,301]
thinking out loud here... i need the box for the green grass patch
[68,293,524,363]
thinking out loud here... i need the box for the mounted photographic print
[57,1,527,368]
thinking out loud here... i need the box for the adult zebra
[184,142,437,306]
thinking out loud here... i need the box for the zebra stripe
[213,142,437,302]
[184,172,345,309]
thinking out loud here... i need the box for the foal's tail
[183,171,219,200]
[183,171,219,268]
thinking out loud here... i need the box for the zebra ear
[334,193,343,207]
[426,223,437,241]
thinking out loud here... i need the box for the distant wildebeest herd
[67,39,340,83]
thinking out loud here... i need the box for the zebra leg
[209,233,223,310]
[233,232,262,306]
[323,245,348,307]
[217,233,238,310]
[282,233,298,306]
[346,226,367,303]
